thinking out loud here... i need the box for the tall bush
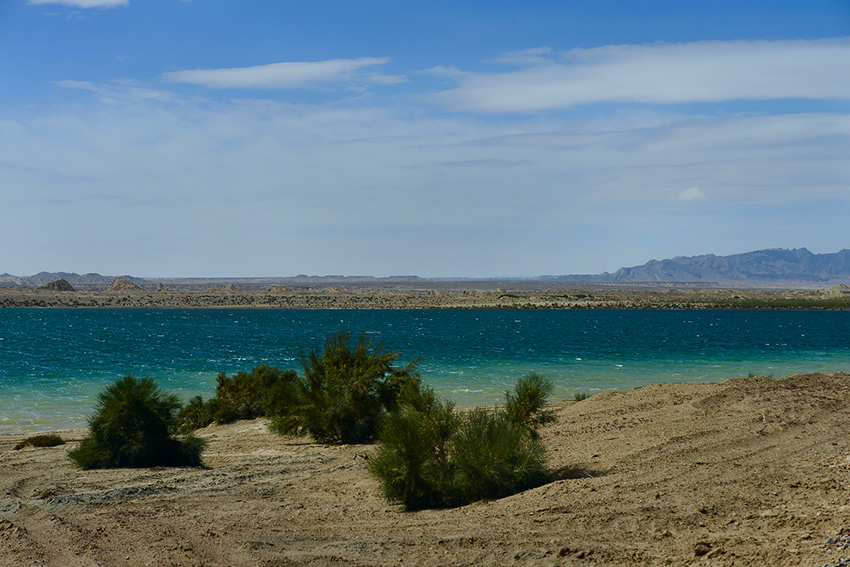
[267,331,420,444]
[370,383,459,509]
[369,374,553,510]
[69,375,205,469]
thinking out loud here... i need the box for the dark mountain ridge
[605,248,850,284]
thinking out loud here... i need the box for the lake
[1,308,848,432]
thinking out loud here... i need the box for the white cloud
[2,82,848,276]
[676,187,708,202]
[433,38,850,113]
[161,57,405,90]
[28,0,128,8]
[418,65,467,78]
[487,47,555,66]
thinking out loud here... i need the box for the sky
[1,1,849,278]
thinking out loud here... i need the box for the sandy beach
[2,372,849,566]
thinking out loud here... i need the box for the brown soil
[2,372,849,566]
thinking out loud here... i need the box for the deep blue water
[1,309,849,432]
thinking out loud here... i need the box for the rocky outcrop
[155,283,169,293]
[823,283,850,297]
[38,278,76,292]
[108,278,143,292]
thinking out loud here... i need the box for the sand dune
[1,372,849,566]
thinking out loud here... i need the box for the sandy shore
[2,372,850,566]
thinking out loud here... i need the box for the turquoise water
[1,309,849,432]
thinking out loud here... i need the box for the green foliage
[176,365,298,433]
[370,384,459,509]
[175,395,217,433]
[215,365,298,422]
[573,392,591,402]
[174,332,417,444]
[450,407,548,503]
[69,375,205,470]
[369,374,553,510]
[504,372,555,437]
[13,433,65,450]
[268,331,420,444]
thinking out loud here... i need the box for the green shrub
[175,332,417,444]
[450,407,548,503]
[369,374,553,510]
[267,331,420,444]
[69,375,205,469]
[370,384,459,509]
[573,392,591,402]
[13,433,65,450]
[504,372,555,437]
[175,395,217,433]
[176,365,298,433]
[214,364,298,422]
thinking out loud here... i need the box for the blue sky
[2,1,849,277]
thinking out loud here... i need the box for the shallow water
[1,308,848,432]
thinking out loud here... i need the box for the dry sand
[2,372,850,566]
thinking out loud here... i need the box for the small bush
[370,384,459,509]
[268,331,420,444]
[14,433,65,451]
[450,407,548,503]
[369,374,553,510]
[505,372,555,437]
[214,365,298,422]
[69,375,205,469]
[176,365,298,432]
[747,372,774,379]
[175,395,217,433]
[573,392,591,402]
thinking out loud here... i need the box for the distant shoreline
[2,285,850,310]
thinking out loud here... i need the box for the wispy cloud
[418,65,467,78]
[405,159,536,170]
[433,39,850,113]
[487,47,555,66]
[4,72,849,275]
[55,80,175,104]
[28,0,128,8]
[161,57,406,90]
[676,187,708,202]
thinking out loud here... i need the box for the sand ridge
[1,372,849,566]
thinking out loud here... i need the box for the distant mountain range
[2,248,849,289]
[599,248,850,284]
